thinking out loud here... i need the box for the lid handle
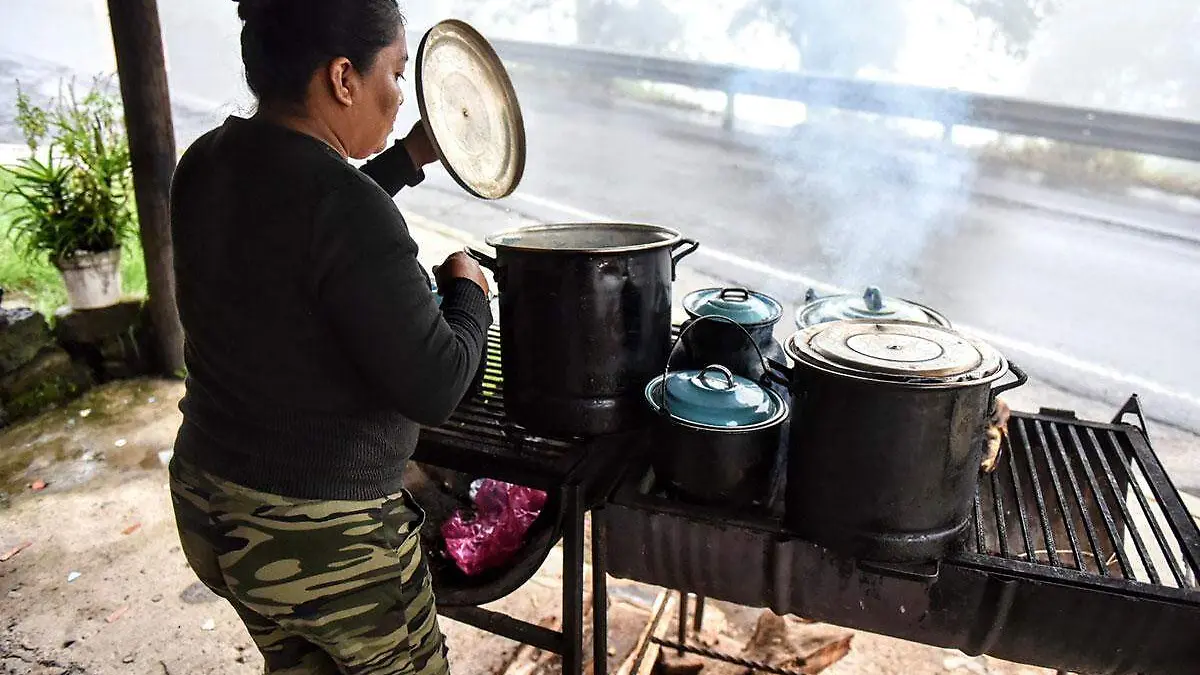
[864,286,884,312]
[660,314,775,419]
[804,288,819,303]
[697,364,736,390]
[717,288,751,302]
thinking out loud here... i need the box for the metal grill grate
[969,410,1200,589]
[418,327,582,478]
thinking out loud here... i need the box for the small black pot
[679,288,786,385]
[645,366,789,507]
[645,316,791,508]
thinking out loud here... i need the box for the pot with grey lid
[795,286,951,329]
[781,319,1026,564]
[679,287,786,386]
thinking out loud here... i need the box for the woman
[167,0,491,672]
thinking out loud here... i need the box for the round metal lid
[660,365,777,427]
[682,288,783,326]
[795,286,951,328]
[485,222,682,253]
[787,320,1003,381]
[416,20,525,200]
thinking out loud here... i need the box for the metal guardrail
[476,37,1200,163]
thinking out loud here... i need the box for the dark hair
[233,0,404,105]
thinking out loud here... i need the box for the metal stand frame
[440,483,610,675]
[646,591,814,675]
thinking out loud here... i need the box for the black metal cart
[414,328,1200,675]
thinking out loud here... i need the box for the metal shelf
[601,404,1200,674]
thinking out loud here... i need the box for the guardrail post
[723,91,736,132]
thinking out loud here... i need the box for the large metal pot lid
[645,365,787,430]
[795,286,951,328]
[786,320,1003,382]
[682,288,783,326]
[485,222,682,253]
[416,20,525,200]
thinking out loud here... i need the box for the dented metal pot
[470,223,698,436]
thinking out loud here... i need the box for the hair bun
[233,0,276,23]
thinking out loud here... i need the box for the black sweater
[169,116,492,500]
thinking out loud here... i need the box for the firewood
[701,612,853,675]
[982,398,1012,473]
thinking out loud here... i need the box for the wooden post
[106,0,185,376]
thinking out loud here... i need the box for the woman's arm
[359,121,438,197]
[310,176,492,425]
[359,139,425,197]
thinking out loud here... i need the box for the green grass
[0,171,147,319]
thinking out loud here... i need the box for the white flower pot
[57,249,123,310]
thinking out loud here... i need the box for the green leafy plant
[2,77,135,265]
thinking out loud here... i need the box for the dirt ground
[0,378,1067,675]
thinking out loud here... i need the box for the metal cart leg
[563,484,585,675]
[677,591,689,654]
[694,595,706,633]
[592,508,609,675]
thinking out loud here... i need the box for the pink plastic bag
[441,479,548,576]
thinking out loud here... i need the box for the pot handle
[990,361,1028,398]
[465,247,498,271]
[765,357,793,390]
[669,238,700,280]
[657,314,777,417]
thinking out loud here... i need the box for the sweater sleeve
[310,177,491,426]
[358,139,425,196]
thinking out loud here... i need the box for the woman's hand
[435,251,490,296]
[402,120,439,168]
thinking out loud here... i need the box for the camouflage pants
[169,456,450,675]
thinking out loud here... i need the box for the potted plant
[2,78,134,310]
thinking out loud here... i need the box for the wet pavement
[0,380,182,500]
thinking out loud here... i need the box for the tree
[729,0,907,76]
[572,0,683,52]
[445,0,683,54]
[729,0,1062,76]
[1022,0,1198,118]
[958,0,1061,59]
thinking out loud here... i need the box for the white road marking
[513,192,1200,413]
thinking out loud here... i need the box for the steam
[742,84,978,295]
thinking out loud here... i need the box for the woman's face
[340,33,408,159]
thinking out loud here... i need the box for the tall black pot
[471,224,698,437]
[781,320,1027,563]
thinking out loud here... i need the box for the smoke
[746,81,978,294]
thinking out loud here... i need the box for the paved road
[398,73,1200,436]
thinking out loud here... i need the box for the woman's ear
[326,57,356,107]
